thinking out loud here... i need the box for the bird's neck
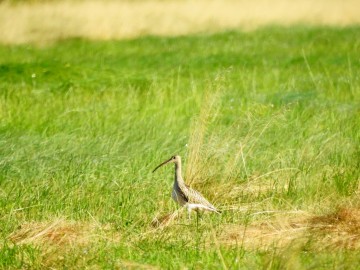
[174,161,186,188]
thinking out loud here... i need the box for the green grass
[0,26,359,269]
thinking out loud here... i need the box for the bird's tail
[213,208,222,214]
[207,205,221,214]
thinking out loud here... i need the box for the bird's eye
[173,156,176,159]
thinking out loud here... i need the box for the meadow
[0,26,359,269]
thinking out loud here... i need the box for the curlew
[152,155,221,217]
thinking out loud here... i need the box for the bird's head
[152,155,181,173]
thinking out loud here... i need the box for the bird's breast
[171,186,187,206]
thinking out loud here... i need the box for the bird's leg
[187,205,192,221]
[196,210,199,230]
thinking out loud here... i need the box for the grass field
[0,26,359,268]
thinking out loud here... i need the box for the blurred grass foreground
[0,0,360,44]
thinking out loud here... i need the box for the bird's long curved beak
[152,158,172,173]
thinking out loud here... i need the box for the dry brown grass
[218,207,360,250]
[185,88,221,185]
[1,0,360,44]
[7,218,167,269]
[218,211,311,249]
[9,218,118,247]
[309,207,360,249]
[6,207,359,266]
[151,209,183,228]
[115,260,161,270]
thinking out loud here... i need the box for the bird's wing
[186,187,218,211]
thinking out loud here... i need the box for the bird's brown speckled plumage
[153,155,220,213]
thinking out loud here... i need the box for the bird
[152,155,221,217]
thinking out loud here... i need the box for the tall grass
[0,26,359,268]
